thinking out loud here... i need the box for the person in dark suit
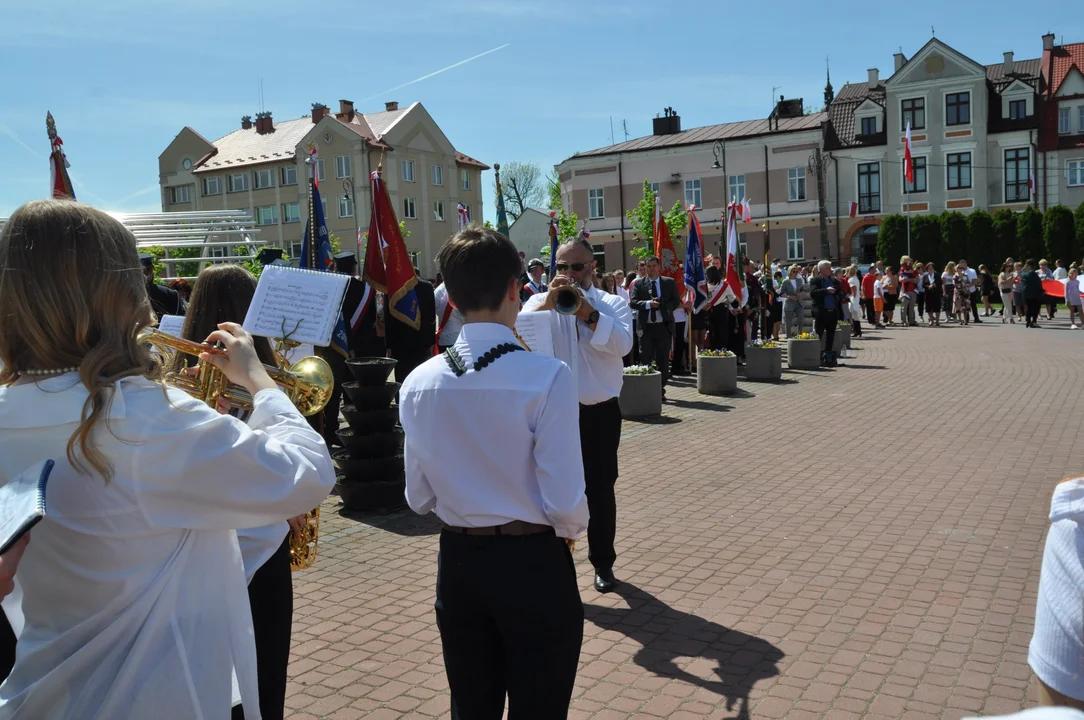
[385,268,437,383]
[628,256,680,395]
[809,260,841,367]
[140,254,186,321]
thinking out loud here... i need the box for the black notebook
[0,459,53,555]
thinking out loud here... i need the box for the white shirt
[522,284,634,406]
[615,285,629,303]
[964,267,978,289]
[1054,267,1069,280]
[399,323,589,539]
[0,375,335,720]
[873,279,884,299]
[434,283,464,347]
[1029,480,1084,702]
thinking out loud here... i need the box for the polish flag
[903,122,914,186]
[849,201,859,218]
[1027,169,1036,193]
[724,203,744,306]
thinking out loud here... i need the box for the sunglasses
[555,262,588,272]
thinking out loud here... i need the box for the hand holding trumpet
[535,276,598,325]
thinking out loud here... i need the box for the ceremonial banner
[363,169,420,330]
[904,122,914,185]
[495,165,510,238]
[548,212,559,279]
[653,196,685,298]
[684,211,709,313]
[46,113,75,201]
[724,203,745,306]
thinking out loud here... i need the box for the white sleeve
[131,387,335,529]
[533,364,589,539]
[585,295,634,357]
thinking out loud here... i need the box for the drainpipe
[617,155,627,259]
[1031,130,1039,210]
[764,145,771,220]
[832,152,841,260]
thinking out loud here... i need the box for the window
[461,169,471,190]
[1067,160,1084,188]
[169,185,190,204]
[738,234,748,258]
[860,116,878,136]
[281,165,297,186]
[649,182,661,197]
[290,242,303,259]
[946,92,970,126]
[338,194,353,218]
[320,198,327,219]
[728,175,745,203]
[786,228,805,261]
[253,168,274,190]
[1009,99,1027,120]
[1005,148,1030,202]
[208,247,227,259]
[788,167,806,201]
[401,159,415,182]
[433,200,445,221]
[901,98,926,130]
[228,173,248,192]
[431,164,443,186]
[307,159,325,183]
[403,196,417,219]
[905,157,927,193]
[588,188,605,219]
[202,177,221,196]
[282,202,301,223]
[858,163,881,213]
[684,178,701,208]
[947,152,972,189]
[408,251,421,269]
[1059,107,1071,134]
[335,154,351,179]
[465,204,472,222]
[592,244,606,272]
[1079,107,1084,133]
[255,205,278,226]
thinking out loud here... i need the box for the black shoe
[594,568,617,593]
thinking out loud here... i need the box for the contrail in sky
[360,43,510,102]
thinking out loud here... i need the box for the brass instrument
[552,285,583,315]
[138,327,332,571]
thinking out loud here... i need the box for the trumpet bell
[286,356,335,417]
[553,286,582,316]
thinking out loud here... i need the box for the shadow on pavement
[584,583,783,720]
[338,505,443,536]
[666,398,734,412]
[625,414,683,425]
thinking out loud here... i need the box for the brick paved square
[289,319,1077,718]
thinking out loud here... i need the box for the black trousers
[233,535,294,720]
[579,399,621,571]
[916,293,926,317]
[637,323,672,389]
[436,530,583,720]
[671,321,687,374]
[318,349,350,444]
[0,608,14,684]
[1026,297,1042,325]
[970,291,981,321]
[814,310,836,360]
[393,347,433,384]
[863,298,876,325]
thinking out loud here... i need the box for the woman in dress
[954,263,972,325]
[924,262,942,327]
[847,265,863,338]
[942,262,957,321]
[0,200,335,719]
[979,265,996,316]
[704,265,728,351]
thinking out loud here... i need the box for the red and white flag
[724,203,745,307]
[1027,169,1036,193]
[457,202,469,230]
[849,201,859,218]
[903,122,914,186]
[740,198,752,223]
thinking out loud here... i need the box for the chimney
[651,107,682,136]
[867,68,879,87]
[241,115,253,130]
[1042,33,1055,51]
[1003,51,1014,76]
[385,101,399,112]
[311,103,329,124]
[338,99,354,120]
[893,52,907,73]
[254,111,274,135]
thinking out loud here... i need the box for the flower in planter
[698,349,735,357]
[790,332,819,340]
[623,363,657,376]
[836,321,850,328]
[748,339,779,349]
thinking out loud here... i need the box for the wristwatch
[587,309,600,325]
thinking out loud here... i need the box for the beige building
[1038,37,1084,209]
[158,100,488,277]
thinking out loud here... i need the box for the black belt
[442,520,553,536]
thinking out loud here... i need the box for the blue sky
[0,0,1077,222]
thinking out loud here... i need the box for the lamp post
[807,148,831,261]
[711,139,726,253]
[343,177,360,266]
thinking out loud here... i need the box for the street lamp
[343,177,360,265]
[711,140,724,170]
[710,140,727,253]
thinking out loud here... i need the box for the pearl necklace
[20,367,78,377]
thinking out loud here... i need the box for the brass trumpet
[552,285,583,315]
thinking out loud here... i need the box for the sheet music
[515,311,554,356]
[243,264,349,346]
[157,315,185,337]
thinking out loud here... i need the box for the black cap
[257,248,282,266]
[333,251,355,262]
[138,253,154,266]
[527,258,545,270]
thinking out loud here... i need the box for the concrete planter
[619,372,662,418]
[745,346,782,381]
[787,338,821,369]
[838,324,852,349]
[696,354,737,395]
[818,327,848,355]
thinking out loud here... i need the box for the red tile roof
[1051,42,1084,95]
[455,152,489,169]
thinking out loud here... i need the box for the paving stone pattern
[287,317,1082,719]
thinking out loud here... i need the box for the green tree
[546,171,562,211]
[1043,204,1077,265]
[991,208,1018,266]
[626,180,687,259]
[911,214,944,268]
[1076,201,1084,263]
[939,211,968,264]
[965,209,995,270]
[1017,205,1044,261]
[876,214,907,265]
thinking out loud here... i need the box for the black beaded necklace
[443,342,524,377]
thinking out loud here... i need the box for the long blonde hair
[0,200,158,479]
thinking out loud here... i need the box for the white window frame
[401,159,415,183]
[1008,99,1027,121]
[738,234,748,258]
[588,188,605,219]
[786,228,805,261]
[280,165,297,186]
[1067,160,1084,188]
[335,154,351,179]
[403,196,417,219]
[460,168,471,190]
[433,200,445,221]
[202,177,221,196]
[255,205,278,226]
[1059,107,1071,134]
[338,194,353,218]
[649,182,661,197]
[253,168,275,190]
[282,202,301,223]
[788,167,806,201]
[169,185,190,204]
[431,164,443,186]
[228,173,248,193]
[208,246,227,259]
[290,241,303,259]
[684,178,702,208]
[307,159,325,183]
[1079,106,1084,133]
[728,175,745,203]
